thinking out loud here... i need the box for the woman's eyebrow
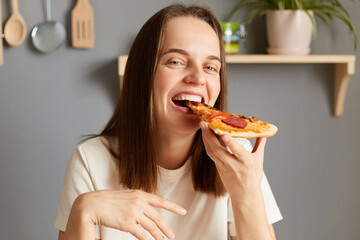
[161,48,190,57]
[161,48,221,64]
[207,55,221,64]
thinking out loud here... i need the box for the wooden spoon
[4,0,26,47]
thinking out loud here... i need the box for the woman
[55,4,282,240]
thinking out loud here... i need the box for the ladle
[31,0,66,53]
[4,0,27,47]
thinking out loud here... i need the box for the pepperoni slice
[221,115,247,129]
[209,112,228,121]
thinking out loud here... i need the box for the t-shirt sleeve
[227,138,283,236]
[54,145,100,237]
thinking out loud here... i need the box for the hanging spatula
[71,0,94,48]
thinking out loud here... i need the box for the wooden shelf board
[118,54,356,117]
[226,54,354,63]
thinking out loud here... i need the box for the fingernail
[169,233,175,239]
[180,208,187,215]
[222,134,231,142]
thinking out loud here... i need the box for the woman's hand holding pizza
[201,121,275,239]
[200,120,266,202]
[64,190,186,240]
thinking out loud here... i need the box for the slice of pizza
[185,101,278,138]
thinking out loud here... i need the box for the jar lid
[220,22,240,31]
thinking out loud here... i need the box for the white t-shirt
[55,136,282,239]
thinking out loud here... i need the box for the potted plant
[227,0,358,54]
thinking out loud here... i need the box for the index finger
[221,134,252,159]
[143,192,187,216]
[200,121,226,149]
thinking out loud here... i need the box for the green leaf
[304,10,317,38]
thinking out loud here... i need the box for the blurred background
[0,0,359,239]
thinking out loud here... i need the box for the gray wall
[1,0,359,239]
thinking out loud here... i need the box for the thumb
[252,137,267,154]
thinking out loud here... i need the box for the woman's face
[153,16,221,136]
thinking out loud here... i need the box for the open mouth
[172,100,189,108]
[171,95,204,109]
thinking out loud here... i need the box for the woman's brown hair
[100,4,228,196]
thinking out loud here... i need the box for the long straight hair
[100,4,228,196]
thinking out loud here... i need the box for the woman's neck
[155,130,196,170]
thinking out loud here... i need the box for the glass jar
[221,22,240,54]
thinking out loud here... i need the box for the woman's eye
[167,59,182,66]
[166,60,185,69]
[205,66,218,73]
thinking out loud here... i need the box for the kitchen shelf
[118,54,356,117]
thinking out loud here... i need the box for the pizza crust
[210,123,278,138]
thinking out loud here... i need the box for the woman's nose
[183,66,205,85]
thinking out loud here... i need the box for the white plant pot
[266,10,313,55]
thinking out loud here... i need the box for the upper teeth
[172,95,202,102]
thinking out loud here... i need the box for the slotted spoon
[71,0,95,48]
